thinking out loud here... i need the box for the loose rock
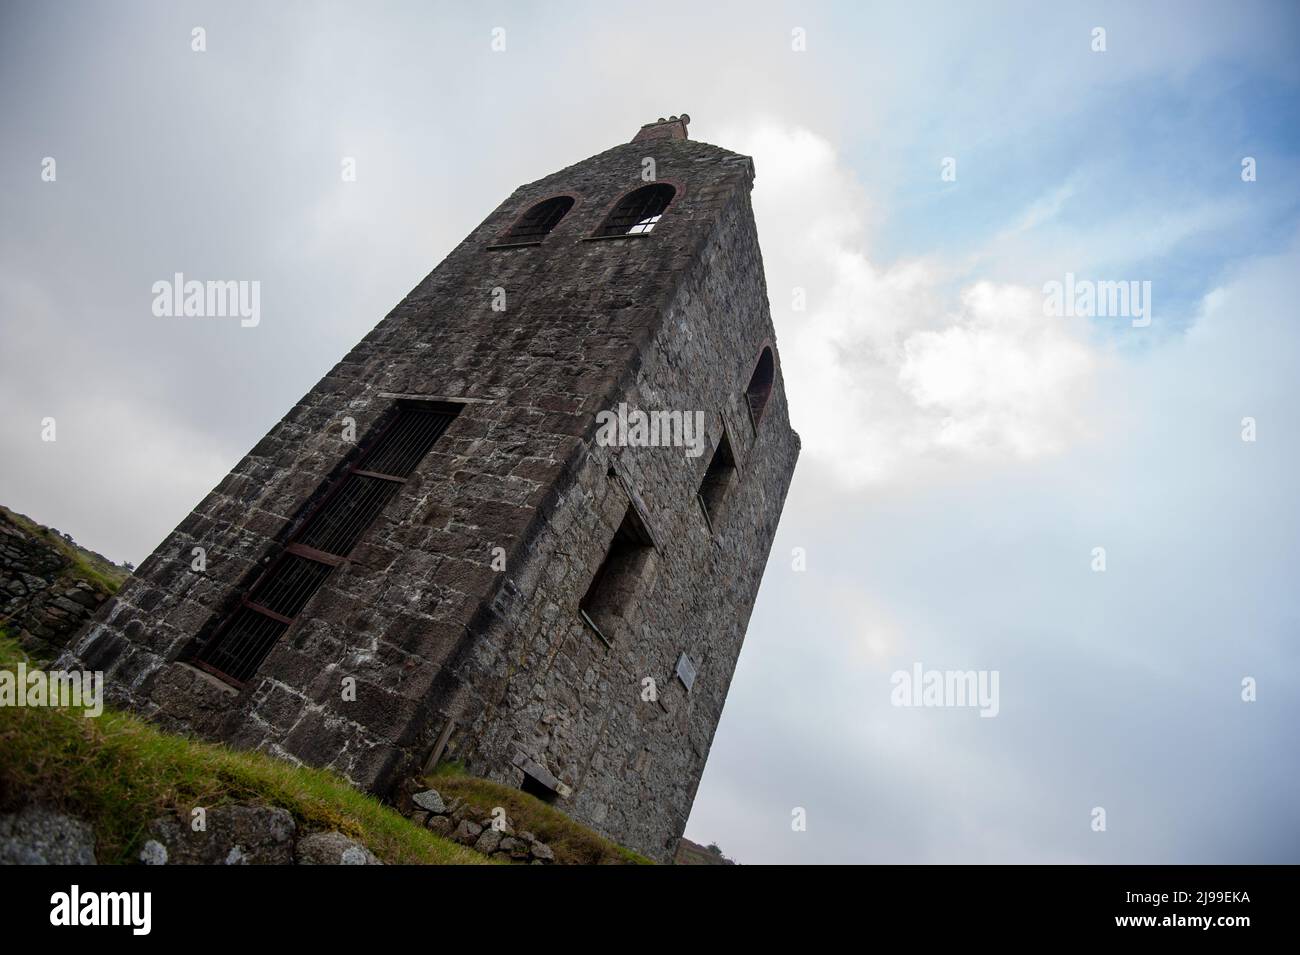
[452,819,483,845]
[473,829,503,855]
[411,789,447,814]
[138,839,168,865]
[296,831,383,865]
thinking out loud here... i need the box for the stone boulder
[0,806,97,864]
[452,819,484,846]
[143,804,296,864]
[411,789,447,814]
[473,829,503,855]
[295,831,382,865]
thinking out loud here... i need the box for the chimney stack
[632,114,691,144]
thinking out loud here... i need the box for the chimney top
[632,114,691,144]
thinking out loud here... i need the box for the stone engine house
[62,115,800,861]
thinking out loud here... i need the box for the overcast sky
[2,1,1298,863]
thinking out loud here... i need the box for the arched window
[499,195,575,244]
[744,347,775,428]
[595,184,676,237]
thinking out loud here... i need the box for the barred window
[499,196,575,244]
[594,184,675,237]
[191,403,459,685]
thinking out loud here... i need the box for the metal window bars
[595,184,675,237]
[500,196,575,243]
[192,404,458,685]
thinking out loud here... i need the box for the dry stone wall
[0,509,121,658]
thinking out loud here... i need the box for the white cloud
[725,121,1104,484]
[899,282,1099,457]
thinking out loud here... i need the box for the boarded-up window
[192,403,459,685]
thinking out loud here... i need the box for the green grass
[429,763,653,865]
[0,635,486,865]
[1,505,129,595]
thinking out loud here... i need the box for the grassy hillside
[0,510,661,866]
[0,633,486,865]
[430,764,653,865]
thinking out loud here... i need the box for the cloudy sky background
[2,1,1298,862]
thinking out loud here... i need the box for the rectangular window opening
[192,402,460,686]
[696,432,736,534]
[579,505,654,646]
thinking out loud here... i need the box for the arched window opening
[595,184,676,237]
[744,347,775,429]
[500,195,575,244]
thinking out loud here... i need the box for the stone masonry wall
[58,126,798,861]
[433,184,798,860]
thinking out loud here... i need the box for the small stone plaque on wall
[675,652,697,692]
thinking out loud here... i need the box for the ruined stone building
[61,115,799,861]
